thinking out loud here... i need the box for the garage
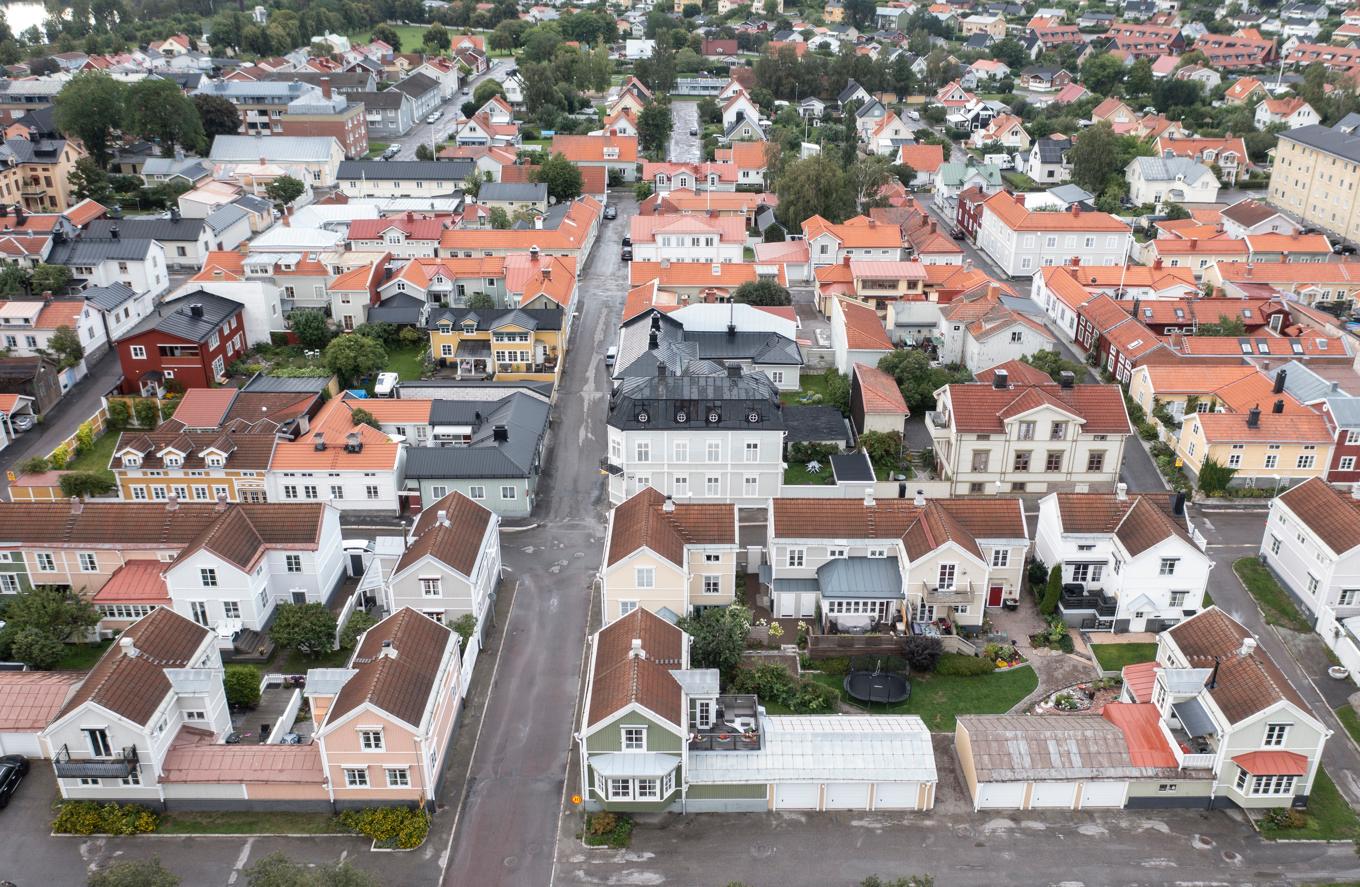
[873,782,921,810]
[976,782,1026,809]
[774,783,819,810]
[1029,782,1078,808]
[824,782,870,809]
[0,733,42,757]
[1079,781,1129,808]
[0,672,82,760]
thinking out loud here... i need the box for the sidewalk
[986,593,1100,713]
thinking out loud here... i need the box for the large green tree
[877,349,973,413]
[323,333,388,387]
[775,153,856,228]
[192,93,242,141]
[52,72,126,167]
[30,263,73,295]
[265,175,306,208]
[637,102,673,158]
[1080,53,1127,97]
[370,24,401,52]
[0,587,100,669]
[125,78,205,153]
[268,602,337,658]
[677,604,751,679]
[733,280,792,306]
[532,152,583,203]
[1068,121,1123,194]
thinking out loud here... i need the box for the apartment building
[975,192,1133,277]
[1268,119,1360,243]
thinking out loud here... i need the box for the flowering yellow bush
[52,801,159,835]
[338,806,430,849]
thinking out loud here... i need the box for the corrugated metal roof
[817,556,901,599]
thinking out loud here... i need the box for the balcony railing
[687,695,761,751]
[1060,584,1117,617]
[923,582,974,605]
[926,410,950,430]
[53,744,139,779]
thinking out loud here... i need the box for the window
[622,726,645,750]
[636,567,655,588]
[705,476,720,496]
[1247,774,1296,796]
[1228,453,1242,468]
[1086,451,1105,472]
[1169,590,1188,608]
[706,441,721,462]
[421,578,442,597]
[200,568,218,587]
[1340,589,1360,606]
[78,552,97,572]
[1017,421,1035,440]
[743,475,758,497]
[703,575,721,595]
[1045,451,1063,472]
[1343,457,1357,472]
[619,600,638,617]
[469,485,485,500]
[1307,574,1320,596]
[385,768,410,788]
[938,563,956,589]
[1158,558,1178,576]
[635,441,651,462]
[429,485,448,500]
[1264,723,1290,746]
[787,548,805,568]
[359,729,384,751]
[366,485,380,500]
[0,574,17,594]
[223,600,240,619]
[607,778,632,800]
[344,768,369,788]
[745,442,759,462]
[130,345,146,359]
[285,554,302,573]
[867,547,887,559]
[1050,421,1067,440]
[1264,454,1278,469]
[970,450,990,472]
[1157,783,1179,793]
[330,485,344,500]
[673,441,688,462]
[185,710,206,721]
[501,486,517,500]
[35,552,54,572]
[636,778,659,799]
[1297,454,1316,469]
[991,549,1009,567]
[1013,451,1031,471]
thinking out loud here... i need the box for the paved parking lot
[669,101,701,163]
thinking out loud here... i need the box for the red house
[115,292,245,395]
[955,186,988,241]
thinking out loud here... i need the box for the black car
[621,246,633,262]
[0,756,29,809]
[950,227,965,241]
[689,127,698,136]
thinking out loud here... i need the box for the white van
[374,372,400,397]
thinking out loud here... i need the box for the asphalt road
[669,101,701,163]
[442,195,635,886]
[393,60,509,161]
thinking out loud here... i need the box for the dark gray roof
[616,310,802,379]
[352,90,410,111]
[82,282,137,312]
[243,374,333,393]
[426,307,563,331]
[965,33,994,49]
[121,291,242,342]
[394,379,554,399]
[837,80,866,103]
[478,182,547,202]
[86,217,206,243]
[830,451,875,482]
[233,194,272,215]
[1281,123,1360,164]
[390,72,439,98]
[205,203,249,233]
[404,393,549,479]
[0,137,68,164]
[1033,136,1072,164]
[608,370,784,431]
[338,160,475,181]
[783,405,851,444]
[261,71,376,92]
[367,292,426,325]
[47,235,159,265]
[817,556,902,599]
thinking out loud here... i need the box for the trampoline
[843,665,911,705]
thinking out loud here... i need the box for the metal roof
[1131,156,1214,183]
[204,203,249,234]
[817,556,902,599]
[337,159,475,181]
[1279,122,1360,164]
[209,135,339,163]
[82,282,137,312]
[670,668,721,697]
[122,291,243,342]
[608,371,784,431]
[403,393,549,479]
[243,375,332,393]
[478,182,548,202]
[367,293,426,325]
[86,217,206,243]
[47,236,159,264]
[831,451,875,482]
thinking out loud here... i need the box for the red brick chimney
[1069,256,1080,268]
[1153,257,1163,270]
[1069,203,1080,216]
[1189,238,1198,250]
[321,76,331,99]
[1013,193,1025,206]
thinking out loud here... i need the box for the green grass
[158,810,343,835]
[63,430,120,482]
[1002,170,1039,190]
[1336,705,1360,747]
[783,462,834,486]
[1233,557,1314,633]
[347,24,434,52]
[1090,642,1158,673]
[54,639,112,671]
[366,141,389,158]
[780,372,835,406]
[1258,768,1360,841]
[385,343,427,381]
[269,645,353,675]
[808,665,1038,732]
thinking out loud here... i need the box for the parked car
[603,204,617,220]
[950,227,965,240]
[605,346,617,367]
[382,144,402,160]
[621,246,633,262]
[622,235,632,247]
[0,756,28,809]
[9,413,34,432]
[689,127,698,136]
[426,111,442,124]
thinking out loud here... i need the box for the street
[669,100,701,163]
[392,60,509,161]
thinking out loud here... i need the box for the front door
[776,593,795,618]
[190,601,209,626]
[987,585,1004,607]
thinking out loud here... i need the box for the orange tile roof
[269,393,401,471]
[171,388,240,427]
[1137,364,1259,394]
[0,671,82,731]
[1192,410,1331,443]
[1102,702,1178,768]
[1279,477,1360,554]
[852,363,908,415]
[34,299,85,330]
[589,608,685,726]
[1146,238,1248,255]
[1225,77,1264,100]
[802,214,903,248]
[505,252,577,307]
[647,188,777,213]
[607,487,735,567]
[944,381,1132,433]
[193,250,247,281]
[628,214,746,243]
[549,134,638,163]
[1216,261,1360,284]
[836,297,893,351]
[1120,661,1160,703]
[438,197,600,252]
[629,260,760,288]
[63,198,107,228]
[975,359,1054,387]
[1244,233,1333,253]
[897,143,944,174]
[714,140,770,169]
[1172,334,1346,357]
[985,192,1129,232]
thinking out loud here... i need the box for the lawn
[1090,642,1158,673]
[347,24,433,52]
[1233,557,1313,633]
[780,371,837,406]
[783,462,834,486]
[1336,705,1360,747]
[63,430,120,482]
[385,343,427,382]
[1257,768,1360,841]
[55,639,112,671]
[808,665,1038,732]
[267,644,353,676]
[365,141,389,158]
[158,810,344,836]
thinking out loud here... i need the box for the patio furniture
[807,460,822,473]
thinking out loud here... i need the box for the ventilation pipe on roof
[379,639,397,660]
[992,368,1008,389]
[1238,637,1257,658]
[69,495,82,514]
[1273,369,1287,394]
[1171,491,1186,517]
[663,495,675,513]
[864,489,875,508]
[166,493,179,512]
[914,489,925,507]
[119,636,139,658]
[1272,399,1285,414]
[215,492,229,511]
[1115,482,1128,501]
[629,638,646,659]
[1247,405,1261,428]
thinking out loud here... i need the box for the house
[208,135,345,188]
[1255,97,1320,129]
[0,298,108,383]
[927,372,1132,494]
[1175,388,1333,490]
[439,197,602,261]
[600,487,737,624]
[850,363,908,438]
[265,394,405,515]
[865,113,915,157]
[629,215,746,264]
[1017,66,1073,91]
[1126,157,1220,206]
[427,306,564,385]
[578,608,937,814]
[354,90,416,138]
[1195,31,1278,70]
[389,72,441,120]
[1034,488,1209,632]
[830,297,894,376]
[1022,135,1073,184]
[1225,77,1268,104]
[1153,137,1250,186]
[713,141,772,188]
[605,367,785,505]
[613,305,802,390]
[46,233,170,298]
[975,193,1133,278]
[721,91,761,132]
[1205,261,1360,306]
[1220,199,1303,238]
[936,290,1058,373]
[114,292,246,396]
[335,159,476,199]
[814,258,928,316]
[0,355,61,414]
[802,215,904,270]
[551,134,639,182]
[477,182,548,215]
[933,161,1003,216]
[765,492,1029,626]
[84,215,224,272]
[1244,232,1335,263]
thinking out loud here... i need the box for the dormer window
[121,454,141,468]
[206,454,224,467]
[164,455,182,468]
[462,322,477,334]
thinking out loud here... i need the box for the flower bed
[1032,678,1123,715]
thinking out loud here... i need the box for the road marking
[225,837,255,886]
[549,576,600,887]
[437,577,521,881]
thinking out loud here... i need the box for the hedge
[338,806,430,849]
[1040,564,1063,615]
[53,801,159,835]
[934,653,996,677]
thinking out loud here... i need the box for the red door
[987,585,1004,607]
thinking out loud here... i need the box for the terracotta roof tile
[588,608,684,726]
[1278,477,1360,555]
[397,491,494,576]
[835,297,893,351]
[1167,608,1310,723]
[327,609,453,729]
[607,487,735,567]
[853,363,908,415]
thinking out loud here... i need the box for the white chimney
[380,639,398,660]
[1239,637,1257,657]
[629,638,645,659]
[1116,482,1128,501]
[914,489,925,507]
[119,636,139,658]
[437,509,449,526]
[1351,482,1360,501]
[663,495,676,513]
[864,489,875,507]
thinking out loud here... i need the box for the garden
[1233,557,1313,633]
[1032,677,1123,715]
[230,314,430,391]
[1255,768,1360,842]
[1091,642,1158,673]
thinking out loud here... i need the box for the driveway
[394,61,508,160]
[669,101,700,163]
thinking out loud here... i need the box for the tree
[637,102,673,158]
[1162,202,1191,220]
[532,152,583,203]
[59,471,115,498]
[415,144,434,161]
[29,263,73,295]
[732,279,792,306]
[849,154,893,209]
[192,93,242,141]
[423,22,449,53]
[1068,122,1124,194]
[1040,564,1063,615]
[1196,314,1247,337]
[1021,349,1086,383]
[125,78,204,153]
[9,628,65,672]
[677,604,751,678]
[775,153,855,228]
[265,175,305,209]
[224,664,261,709]
[44,325,84,370]
[52,72,126,167]
[472,79,505,106]
[1126,58,1153,97]
[0,263,28,296]
[466,292,496,310]
[371,24,402,52]
[323,333,388,387]
[859,430,903,472]
[1080,53,1127,97]
[0,587,100,668]
[245,853,380,887]
[487,206,512,229]
[88,858,181,887]
[290,309,332,350]
[269,602,338,658]
[339,609,379,649]
[877,349,972,412]
[900,635,943,673]
[1198,457,1237,495]
[69,156,112,202]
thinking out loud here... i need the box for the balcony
[687,695,761,751]
[926,410,950,431]
[1059,583,1117,618]
[923,582,974,606]
[53,744,139,779]
[1159,718,1216,770]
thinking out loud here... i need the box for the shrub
[106,399,131,429]
[60,471,115,499]
[815,657,851,676]
[224,665,260,709]
[1027,558,1048,588]
[900,635,943,673]
[790,678,840,713]
[934,653,996,676]
[1198,457,1238,496]
[1264,807,1306,830]
[398,325,426,348]
[787,441,838,464]
[53,801,159,835]
[1040,564,1062,615]
[133,398,160,428]
[338,806,430,849]
[75,420,95,453]
[339,608,378,649]
[48,443,71,469]
[451,613,478,652]
[583,811,634,848]
[18,455,50,474]
[731,662,797,704]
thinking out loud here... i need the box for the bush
[18,455,50,474]
[133,398,160,428]
[1040,564,1062,615]
[934,653,996,676]
[731,662,798,703]
[787,441,838,464]
[338,806,430,849]
[106,399,131,429]
[790,678,840,713]
[815,656,851,676]
[583,811,633,848]
[1264,807,1307,830]
[60,471,115,499]
[398,325,426,348]
[1027,558,1048,588]
[339,608,378,649]
[49,442,71,469]
[53,801,159,835]
[900,634,943,673]
[224,665,260,709]
[451,613,478,652]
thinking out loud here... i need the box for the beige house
[1268,121,1360,242]
[1175,407,1332,489]
[601,488,739,624]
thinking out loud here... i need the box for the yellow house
[1176,407,1333,487]
[427,305,565,384]
[1127,364,1271,436]
[111,430,278,503]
